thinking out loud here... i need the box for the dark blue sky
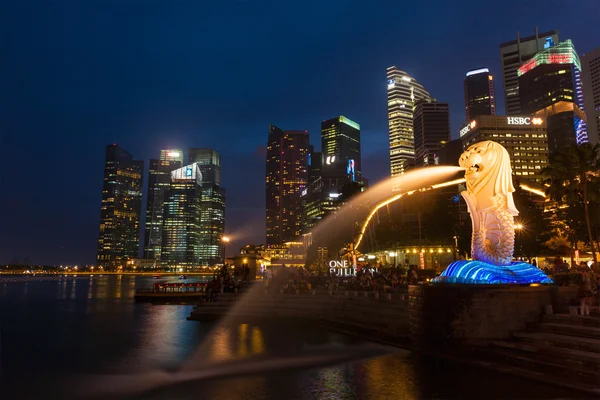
[1,0,598,265]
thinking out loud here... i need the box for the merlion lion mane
[459,141,518,266]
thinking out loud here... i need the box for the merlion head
[459,141,518,216]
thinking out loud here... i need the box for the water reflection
[252,327,264,355]
[0,276,588,400]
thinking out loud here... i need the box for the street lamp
[514,224,524,259]
[222,236,230,265]
[453,235,459,261]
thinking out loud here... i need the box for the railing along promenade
[188,282,411,343]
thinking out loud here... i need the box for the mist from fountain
[178,165,465,370]
[76,165,466,397]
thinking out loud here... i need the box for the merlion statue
[433,141,552,284]
[459,141,518,266]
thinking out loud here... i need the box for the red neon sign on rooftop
[548,54,571,64]
[519,58,537,75]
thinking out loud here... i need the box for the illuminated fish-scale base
[432,260,553,285]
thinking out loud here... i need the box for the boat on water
[134,281,209,303]
[152,275,160,279]
[179,275,187,280]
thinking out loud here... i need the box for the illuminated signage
[329,192,341,198]
[506,117,542,126]
[325,155,336,165]
[387,79,395,89]
[171,163,202,184]
[347,159,355,181]
[460,120,475,137]
[328,260,379,277]
[519,58,537,75]
[301,188,307,197]
[544,37,555,49]
[167,151,180,158]
[517,40,580,77]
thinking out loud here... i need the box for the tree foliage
[542,143,600,263]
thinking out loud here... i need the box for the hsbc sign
[507,117,543,126]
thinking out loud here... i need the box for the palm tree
[543,142,600,265]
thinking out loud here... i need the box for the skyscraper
[387,66,432,176]
[302,118,365,233]
[518,39,587,151]
[413,100,451,166]
[500,28,559,115]
[265,125,309,245]
[464,68,496,121]
[144,149,183,262]
[460,115,548,183]
[188,148,226,266]
[161,163,203,268]
[582,47,600,145]
[97,144,143,269]
[321,116,361,181]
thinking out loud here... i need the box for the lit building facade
[460,115,548,183]
[582,46,600,145]
[464,68,496,121]
[188,148,226,266]
[97,144,144,269]
[265,125,309,245]
[161,163,203,268]
[518,39,587,151]
[321,116,361,181]
[387,66,431,176]
[301,176,359,233]
[302,117,366,233]
[413,100,451,166]
[500,29,559,115]
[143,149,183,261]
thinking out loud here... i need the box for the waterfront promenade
[188,281,600,396]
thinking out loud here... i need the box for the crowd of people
[261,264,426,294]
[537,256,599,316]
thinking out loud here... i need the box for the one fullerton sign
[328,260,378,277]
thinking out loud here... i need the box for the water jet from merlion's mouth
[175,166,466,370]
[433,141,552,284]
[76,165,470,397]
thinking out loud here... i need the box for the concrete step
[492,339,600,367]
[542,314,600,327]
[532,322,600,339]
[484,345,600,387]
[513,331,600,354]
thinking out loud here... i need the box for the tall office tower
[518,39,587,152]
[387,66,432,176]
[413,100,451,166]
[161,163,203,268]
[307,147,322,184]
[464,68,496,121]
[500,28,559,115]
[188,148,226,266]
[321,116,361,181]
[97,144,143,269]
[265,125,309,245]
[189,148,222,186]
[460,115,548,183]
[143,149,183,262]
[582,47,600,145]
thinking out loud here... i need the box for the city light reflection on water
[0,275,587,400]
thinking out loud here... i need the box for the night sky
[1,0,597,265]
